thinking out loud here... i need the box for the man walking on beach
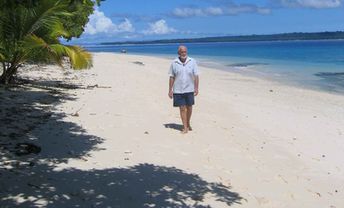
[168,45,199,134]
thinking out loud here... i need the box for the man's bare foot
[188,126,193,131]
[181,128,188,134]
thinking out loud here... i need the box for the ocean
[83,40,344,94]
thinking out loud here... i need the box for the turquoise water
[84,40,344,93]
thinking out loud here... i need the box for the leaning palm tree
[0,0,92,85]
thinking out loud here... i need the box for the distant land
[101,31,344,45]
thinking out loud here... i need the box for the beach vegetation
[0,0,102,85]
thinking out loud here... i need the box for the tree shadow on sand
[1,76,243,207]
[1,163,243,208]
[0,81,103,164]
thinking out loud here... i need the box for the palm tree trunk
[0,64,17,85]
[1,62,5,76]
[0,62,7,84]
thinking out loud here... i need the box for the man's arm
[192,60,199,96]
[194,75,199,96]
[168,77,175,99]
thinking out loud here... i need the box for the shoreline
[1,52,343,207]
[83,39,344,95]
[91,51,344,96]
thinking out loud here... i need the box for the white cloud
[117,18,135,32]
[84,9,134,35]
[278,0,341,8]
[205,7,224,16]
[172,8,205,18]
[142,19,177,35]
[257,8,271,14]
[171,4,271,18]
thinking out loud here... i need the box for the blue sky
[74,0,344,43]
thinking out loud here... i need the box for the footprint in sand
[255,196,270,205]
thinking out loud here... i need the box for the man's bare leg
[179,106,188,134]
[186,105,193,131]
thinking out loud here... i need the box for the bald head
[178,45,188,60]
[178,45,187,52]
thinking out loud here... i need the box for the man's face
[178,47,187,59]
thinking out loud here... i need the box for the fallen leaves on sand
[86,84,112,89]
[71,112,79,117]
[27,182,40,189]
[278,174,288,184]
[132,61,145,66]
[71,106,83,117]
[78,157,88,162]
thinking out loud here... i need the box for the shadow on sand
[163,123,184,131]
[1,163,243,207]
[1,79,243,207]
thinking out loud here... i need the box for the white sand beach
[1,52,344,208]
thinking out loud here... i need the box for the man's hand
[168,90,173,99]
[194,89,199,96]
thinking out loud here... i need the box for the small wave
[226,62,269,68]
[314,72,344,88]
[315,72,344,77]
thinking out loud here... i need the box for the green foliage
[0,0,103,40]
[62,0,95,40]
[0,0,100,84]
[62,0,104,40]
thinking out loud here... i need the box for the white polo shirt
[168,57,199,94]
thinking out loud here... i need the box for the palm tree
[0,0,92,85]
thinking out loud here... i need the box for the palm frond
[23,34,92,69]
[0,52,4,61]
[62,45,93,69]
[0,0,93,82]
[23,34,62,65]
[0,44,4,61]
[26,0,71,36]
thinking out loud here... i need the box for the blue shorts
[173,92,195,107]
